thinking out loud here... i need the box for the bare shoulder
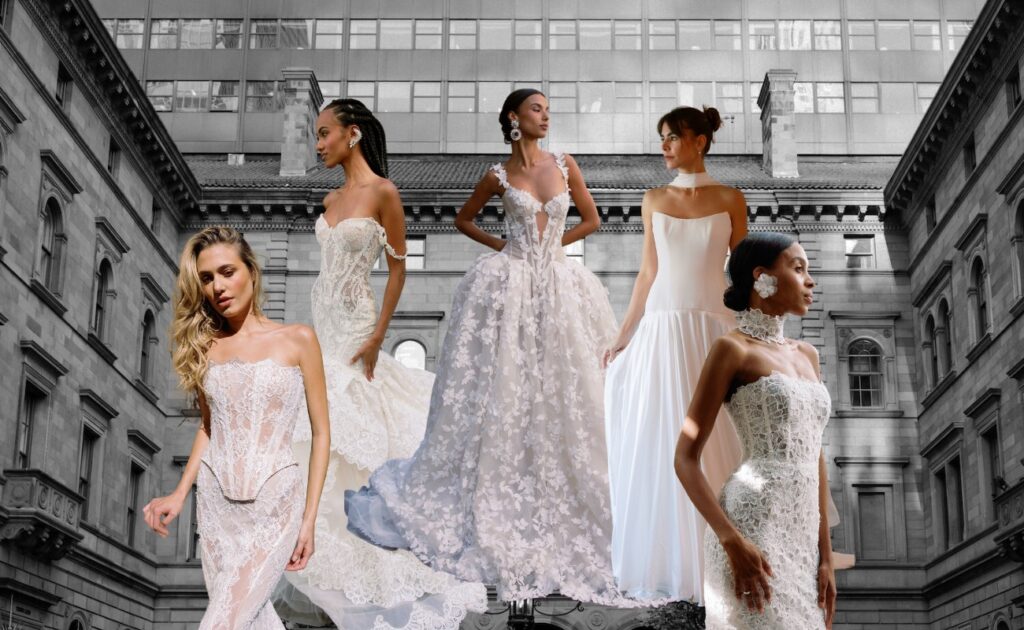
[709,331,749,364]
[713,185,746,208]
[794,339,821,373]
[283,322,317,343]
[374,177,401,200]
[322,187,341,207]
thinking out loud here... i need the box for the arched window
[995,619,1010,630]
[92,259,113,340]
[970,257,989,341]
[849,339,883,407]
[393,339,426,370]
[139,310,156,384]
[68,620,87,630]
[924,316,937,389]
[39,198,64,291]
[937,300,952,376]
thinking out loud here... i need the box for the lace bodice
[201,359,305,501]
[490,152,571,268]
[312,216,404,356]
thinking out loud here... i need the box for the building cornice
[911,261,953,307]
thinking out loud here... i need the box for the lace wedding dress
[346,153,640,606]
[197,359,305,629]
[703,310,831,629]
[604,173,743,603]
[276,216,487,630]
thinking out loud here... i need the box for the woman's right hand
[142,492,186,538]
[722,534,774,613]
[602,339,628,368]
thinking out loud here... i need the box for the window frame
[847,338,884,409]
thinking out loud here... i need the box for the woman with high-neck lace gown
[273,99,487,630]
[675,233,838,629]
[602,106,747,603]
[142,227,331,629]
[346,89,642,607]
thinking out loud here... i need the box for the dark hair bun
[723,232,799,312]
[723,285,750,311]
[703,106,723,132]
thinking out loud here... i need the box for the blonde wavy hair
[171,227,265,400]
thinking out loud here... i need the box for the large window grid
[149,19,178,49]
[848,339,883,408]
[415,20,442,49]
[947,21,972,51]
[515,21,542,50]
[280,19,313,49]
[245,81,280,113]
[480,20,513,50]
[549,20,576,50]
[147,80,239,112]
[249,19,278,48]
[379,20,413,49]
[103,19,145,49]
[449,20,475,50]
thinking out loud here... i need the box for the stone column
[279,68,323,177]
[757,69,799,179]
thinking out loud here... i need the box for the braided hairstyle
[323,98,389,178]
[723,232,798,311]
[657,106,724,155]
[499,88,544,144]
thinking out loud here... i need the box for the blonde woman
[143,227,330,629]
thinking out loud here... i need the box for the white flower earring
[509,119,522,142]
[753,273,778,299]
[348,129,362,149]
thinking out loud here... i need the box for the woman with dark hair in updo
[347,89,645,606]
[274,99,488,630]
[674,232,838,628]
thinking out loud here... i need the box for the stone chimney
[757,69,799,179]
[279,68,323,177]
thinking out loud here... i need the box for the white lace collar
[736,308,787,344]
[669,170,718,188]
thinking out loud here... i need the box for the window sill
[966,332,994,364]
[87,332,117,365]
[835,409,904,418]
[1011,295,1024,319]
[29,278,67,317]
[133,378,159,404]
[921,370,957,409]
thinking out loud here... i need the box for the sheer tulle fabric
[278,216,487,630]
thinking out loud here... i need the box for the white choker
[736,308,787,344]
[669,170,718,188]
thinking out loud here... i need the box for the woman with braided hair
[275,98,487,629]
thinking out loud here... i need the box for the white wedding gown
[346,153,643,607]
[275,216,487,630]
[604,209,743,603]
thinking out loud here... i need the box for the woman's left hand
[817,557,837,628]
[286,519,316,571]
[350,338,382,381]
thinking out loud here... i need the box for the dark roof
[186,154,898,192]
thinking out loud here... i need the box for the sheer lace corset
[726,371,831,468]
[491,152,571,268]
[313,216,402,355]
[201,359,305,501]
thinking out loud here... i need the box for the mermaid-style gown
[704,369,832,629]
[346,153,640,606]
[276,216,487,629]
[197,359,305,629]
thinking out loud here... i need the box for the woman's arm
[455,172,505,251]
[288,325,330,571]
[142,393,212,537]
[604,190,659,366]
[817,450,837,628]
[561,153,600,246]
[727,188,749,252]
[675,337,773,613]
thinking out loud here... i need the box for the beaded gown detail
[197,359,305,629]
[277,216,487,630]
[346,153,640,606]
[704,358,831,629]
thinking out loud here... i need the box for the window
[214,19,243,49]
[947,21,972,52]
[848,339,883,407]
[107,140,120,175]
[56,63,72,110]
[650,82,679,114]
[1,0,11,29]
[857,491,889,560]
[377,82,410,113]
[249,19,278,49]
[564,239,584,265]
[963,134,976,174]
[112,19,145,49]
[981,426,1002,504]
[548,82,576,113]
[180,19,213,49]
[39,199,63,291]
[478,82,509,113]
[280,19,313,49]
[677,20,710,50]
[851,83,879,113]
[210,81,239,112]
[579,20,611,50]
[924,316,938,388]
[748,21,777,50]
[714,20,741,50]
[679,82,714,109]
[578,83,613,113]
[716,82,744,114]
[405,235,425,270]
[845,235,874,268]
[140,311,156,384]
[480,20,512,50]
[813,20,841,50]
[793,82,814,113]
[778,20,811,50]
[648,20,675,50]
[92,259,113,340]
[78,427,98,519]
[69,620,85,630]
[750,82,763,113]
[880,83,915,114]
[615,83,642,113]
[151,200,162,232]
[150,19,178,49]
[411,82,440,112]
[380,19,413,49]
[937,300,952,375]
[913,20,940,50]
[449,20,476,49]
[17,383,44,469]
[245,81,278,113]
[127,463,143,544]
[415,20,442,49]
[146,81,173,111]
[935,458,965,548]
[848,21,876,50]
[614,20,641,50]
[1007,66,1021,112]
[816,82,845,113]
[877,21,910,50]
[1016,203,1024,300]
[515,20,542,50]
[346,82,375,110]
[917,83,939,112]
[447,82,474,112]
[314,19,343,49]
[550,20,576,50]
[971,258,989,339]
[320,81,341,100]
[394,340,427,370]
[925,198,936,232]
[175,80,209,112]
